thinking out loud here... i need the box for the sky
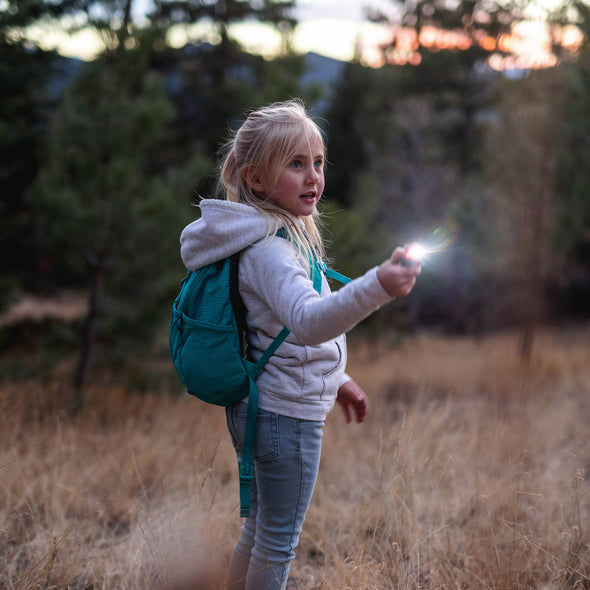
[27,0,394,62]
[157,0,393,61]
[25,0,582,67]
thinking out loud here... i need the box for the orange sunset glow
[359,21,583,70]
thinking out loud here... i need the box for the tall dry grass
[1,326,589,589]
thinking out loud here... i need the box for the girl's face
[264,134,325,218]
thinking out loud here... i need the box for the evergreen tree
[0,0,150,299]
[324,62,390,207]
[29,50,205,398]
[149,0,296,87]
[150,0,297,51]
[0,1,65,300]
[486,68,566,361]
[145,0,305,199]
[368,0,526,66]
[324,60,470,333]
[556,26,590,317]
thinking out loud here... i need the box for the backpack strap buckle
[239,462,254,518]
[239,462,254,482]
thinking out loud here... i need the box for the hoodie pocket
[320,339,343,398]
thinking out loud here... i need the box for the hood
[180,199,272,270]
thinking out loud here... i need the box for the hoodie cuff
[365,266,395,306]
[339,372,352,389]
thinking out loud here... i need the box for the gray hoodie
[180,199,392,421]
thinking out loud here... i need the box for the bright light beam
[399,221,458,267]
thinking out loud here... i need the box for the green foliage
[32,60,168,274]
[0,40,56,286]
[0,276,19,314]
[0,318,81,380]
[28,53,204,361]
[325,62,395,206]
[323,189,391,280]
[150,0,297,47]
[556,52,590,315]
[372,0,526,39]
[1,0,588,383]
[486,69,565,273]
[326,55,478,239]
[368,0,526,67]
[150,43,313,204]
[166,46,308,143]
[0,0,75,32]
[0,0,319,381]
[326,49,491,208]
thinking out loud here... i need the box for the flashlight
[400,243,426,267]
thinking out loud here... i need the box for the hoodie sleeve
[239,237,392,346]
[179,218,204,269]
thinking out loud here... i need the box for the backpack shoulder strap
[229,252,247,355]
[252,326,290,376]
[323,266,352,285]
[275,227,352,289]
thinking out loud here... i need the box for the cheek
[279,174,301,194]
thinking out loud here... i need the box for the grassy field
[1,326,589,589]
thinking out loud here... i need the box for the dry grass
[1,326,590,589]
[0,292,87,328]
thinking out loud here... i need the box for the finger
[342,403,352,423]
[390,247,406,265]
[355,400,367,423]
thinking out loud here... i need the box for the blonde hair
[218,99,326,260]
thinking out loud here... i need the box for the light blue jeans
[225,401,324,590]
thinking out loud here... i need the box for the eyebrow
[293,152,324,160]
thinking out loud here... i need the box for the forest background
[1,0,590,390]
[1,0,590,587]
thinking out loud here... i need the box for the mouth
[300,192,317,202]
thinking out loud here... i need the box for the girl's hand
[337,380,368,423]
[377,247,421,298]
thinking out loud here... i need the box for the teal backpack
[169,240,350,517]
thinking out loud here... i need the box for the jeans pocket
[226,402,243,453]
[226,403,280,462]
[254,409,280,462]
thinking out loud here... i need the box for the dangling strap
[239,375,258,518]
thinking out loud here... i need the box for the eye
[314,159,324,169]
[291,159,303,169]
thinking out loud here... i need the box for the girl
[179,99,420,590]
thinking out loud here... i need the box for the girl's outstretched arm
[336,379,368,423]
[240,240,420,346]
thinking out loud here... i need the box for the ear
[242,166,264,192]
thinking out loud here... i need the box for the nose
[306,165,320,184]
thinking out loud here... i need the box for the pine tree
[29,50,204,401]
[486,68,566,361]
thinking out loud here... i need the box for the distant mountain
[47,49,347,111]
[302,52,347,114]
[46,55,85,101]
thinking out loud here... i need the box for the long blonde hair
[218,99,326,261]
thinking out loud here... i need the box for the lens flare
[427,222,458,253]
[400,220,458,266]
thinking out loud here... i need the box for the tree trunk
[73,252,105,410]
[517,71,558,365]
